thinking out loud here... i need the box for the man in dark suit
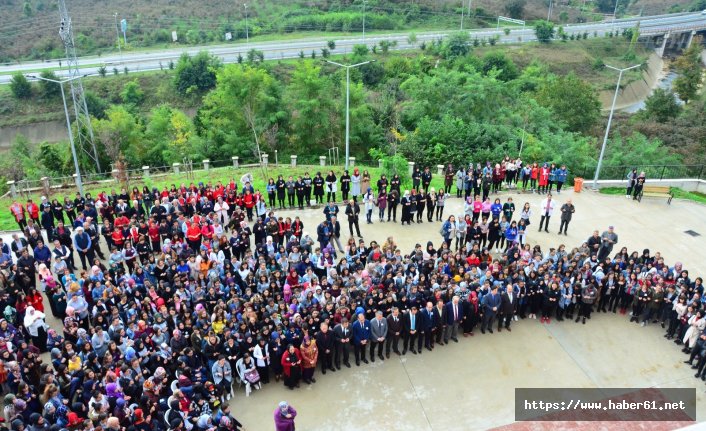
[316,322,336,374]
[402,306,422,354]
[499,284,516,332]
[421,302,436,351]
[482,285,502,334]
[444,295,463,343]
[386,307,403,358]
[433,300,447,346]
[333,318,352,369]
[351,313,371,366]
[369,311,388,362]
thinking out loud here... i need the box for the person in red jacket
[530,163,539,192]
[538,163,550,195]
[111,228,125,250]
[10,200,27,231]
[281,344,303,390]
[26,199,40,224]
[186,222,202,251]
[148,221,160,252]
[243,191,255,221]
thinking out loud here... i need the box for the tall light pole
[28,74,85,196]
[612,0,621,31]
[244,3,249,45]
[324,59,375,170]
[460,0,465,30]
[362,0,366,41]
[592,63,641,189]
[114,13,123,64]
[547,0,553,21]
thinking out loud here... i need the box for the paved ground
[223,188,706,430]
[7,186,706,430]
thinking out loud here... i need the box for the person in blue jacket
[555,165,568,194]
[547,163,557,193]
[490,198,503,221]
[351,312,371,366]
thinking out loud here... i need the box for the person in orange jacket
[10,200,27,231]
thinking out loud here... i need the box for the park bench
[637,185,673,204]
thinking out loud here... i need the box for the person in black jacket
[333,319,352,369]
[421,167,432,193]
[276,175,286,209]
[499,285,516,332]
[295,177,306,209]
[402,306,423,354]
[387,190,399,223]
[385,307,403,357]
[345,200,362,238]
[412,167,421,191]
[340,170,351,202]
[313,172,325,204]
[315,322,336,375]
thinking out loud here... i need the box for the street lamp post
[612,0,621,31]
[592,63,642,189]
[28,74,85,195]
[244,3,249,45]
[114,13,123,64]
[324,59,375,170]
[362,0,366,41]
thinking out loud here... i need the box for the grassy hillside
[0,0,692,62]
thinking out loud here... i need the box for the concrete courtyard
[6,186,705,430]
[225,187,706,430]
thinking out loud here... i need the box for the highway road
[2,10,705,84]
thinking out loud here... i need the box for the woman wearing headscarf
[280,344,302,390]
[462,291,479,336]
[23,307,48,353]
[273,401,297,431]
[299,336,318,384]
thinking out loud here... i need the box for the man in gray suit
[370,310,388,362]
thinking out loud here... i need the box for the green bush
[10,73,32,99]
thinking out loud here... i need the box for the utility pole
[460,0,465,30]
[59,0,101,173]
[114,13,123,64]
[324,59,375,170]
[547,0,553,21]
[28,74,85,196]
[593,63,642,189]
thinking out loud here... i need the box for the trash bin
[573,177,583,193]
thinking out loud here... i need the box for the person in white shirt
[538,194,556,233]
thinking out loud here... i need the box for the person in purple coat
[274,401,297,431]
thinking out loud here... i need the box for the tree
[481,51,518,82]
[285,62,337,153]
[604,132,681,167]
[442,32,470,58]
[121,80,145,105]
[407,33,418,45]
[535,73,600,134]
[596,0,616,13]
[673,37,703,103]
[352,44,369,58]
[10,73,31,99]
[38,71,60,99]
[199,64,287,171]
[504,0,526,19]
[327,40,336,50]
[93,106,145,168]
[641,88,681,123]
[38,144,69,175]
[534,20,555,43]
[98,66,107,77]
[23,1,32,17]
[173,51,222,95]
[247,49,264,63]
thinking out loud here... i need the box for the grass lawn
[1,163,450,232]
[599,187,706,205]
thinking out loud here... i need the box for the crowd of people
[0,158,702,431]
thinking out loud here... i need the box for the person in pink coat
[274,401,297,431]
